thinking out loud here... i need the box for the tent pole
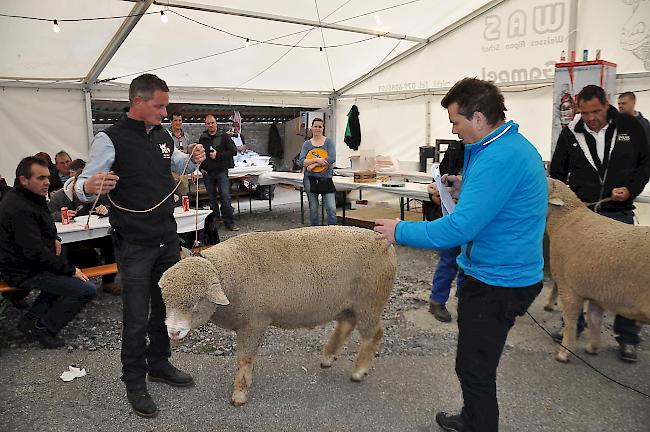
[129,0,426,43]
[567,0,578,55]
[83,89,94,149]
[84,0,154,85]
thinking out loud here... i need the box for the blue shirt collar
[472,120,516,148]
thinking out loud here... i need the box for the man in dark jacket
[423,141,465,323]
[199,114,238,231]
[0,157,96,348]
[550,84,650,362]
[76,74,206,419]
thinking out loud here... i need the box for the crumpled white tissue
[60,366,87,382]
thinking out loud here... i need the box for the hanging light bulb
[160,11,169,23]
[245,38,250,48]
[52,20,61,33]
[319,47,324,56]
[374,14,383,26]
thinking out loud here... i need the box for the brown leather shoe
[102,282,121,296]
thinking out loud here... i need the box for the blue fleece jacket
[395,121,547,287]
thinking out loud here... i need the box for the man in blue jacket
[375,78,547,432]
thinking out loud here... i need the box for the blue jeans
[303,176,336,226]
[204,170,235,227]
[430,247,463,305]
[18,272,96,334]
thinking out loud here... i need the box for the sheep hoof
[543,305,554,312]
[320,356,336,368]
[585,346,599,355]
[555,352,570,363]
[230,392,248,406]
[350,370,368,382]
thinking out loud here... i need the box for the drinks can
[61,207,70,225]
[182,195,190,212]
[582,49,589,61]
[570,50,576,62]
[595,49,601,60]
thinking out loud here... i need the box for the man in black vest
[76,74,206,418]
[550,84,649,362]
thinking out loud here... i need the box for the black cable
[235,0,353,89]
[526,311,650,399]
[170,9,384,49]
[0,11,157,22]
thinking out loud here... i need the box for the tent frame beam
[84,0,154,86]
[122,0,426,43]
[337,0,506,95]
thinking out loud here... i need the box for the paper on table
[432,164,456,216]
[60,365,87,382]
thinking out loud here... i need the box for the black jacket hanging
[344,105,361,150]
[268,122,283,158]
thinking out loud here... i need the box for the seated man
[0,156,96,348]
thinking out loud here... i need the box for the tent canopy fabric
[0,0,495,92]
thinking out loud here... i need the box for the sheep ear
[549,197,565,206]
[207,283,230,306]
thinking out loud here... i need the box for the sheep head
[159,256,230,340]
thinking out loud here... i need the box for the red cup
[61,207,70,225]
[182,196,190,212]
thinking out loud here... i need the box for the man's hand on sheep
[442,174,462,202]
[374,218,400,248]
[611,186,630,202]
[427,182,441,205]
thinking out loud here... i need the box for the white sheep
[159,226,397,406]
[546,178,650,362]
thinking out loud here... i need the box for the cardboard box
[354,170,376,183]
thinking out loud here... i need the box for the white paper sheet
[432,164,456,215]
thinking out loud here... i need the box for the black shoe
[17,316,65,349]
[551,326,585,343]
[126,386,158,418]
[619,343,638,363]
[429,302,452,323]
[148,362,195,387]
[435,411,465,432]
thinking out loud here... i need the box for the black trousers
[112,232,179,388]
[456,275,542,432]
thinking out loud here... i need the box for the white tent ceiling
[1,0,495,92]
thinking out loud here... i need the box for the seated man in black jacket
[0,156,96,348]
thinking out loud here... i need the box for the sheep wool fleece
[395,120,548,287]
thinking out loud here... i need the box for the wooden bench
[0,246,210,315]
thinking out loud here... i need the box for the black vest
[104,116,177,246]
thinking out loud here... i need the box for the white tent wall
[0,87,89,184]
[336,0,650,166]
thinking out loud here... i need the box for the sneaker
[17,316,65,349]
[435,411,465,432]
[101,282,121,296]
[148,362,195,387]
[619,343,638,363]
[126,386,158,418]
[225,225,239,231]
[428,302,452,323]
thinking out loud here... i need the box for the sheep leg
[556,296,583,363]
[351,320,384,382]
[544,282,558,312]
[585,302,604,355]
[321,311,357,368]
[231,326,265,406]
